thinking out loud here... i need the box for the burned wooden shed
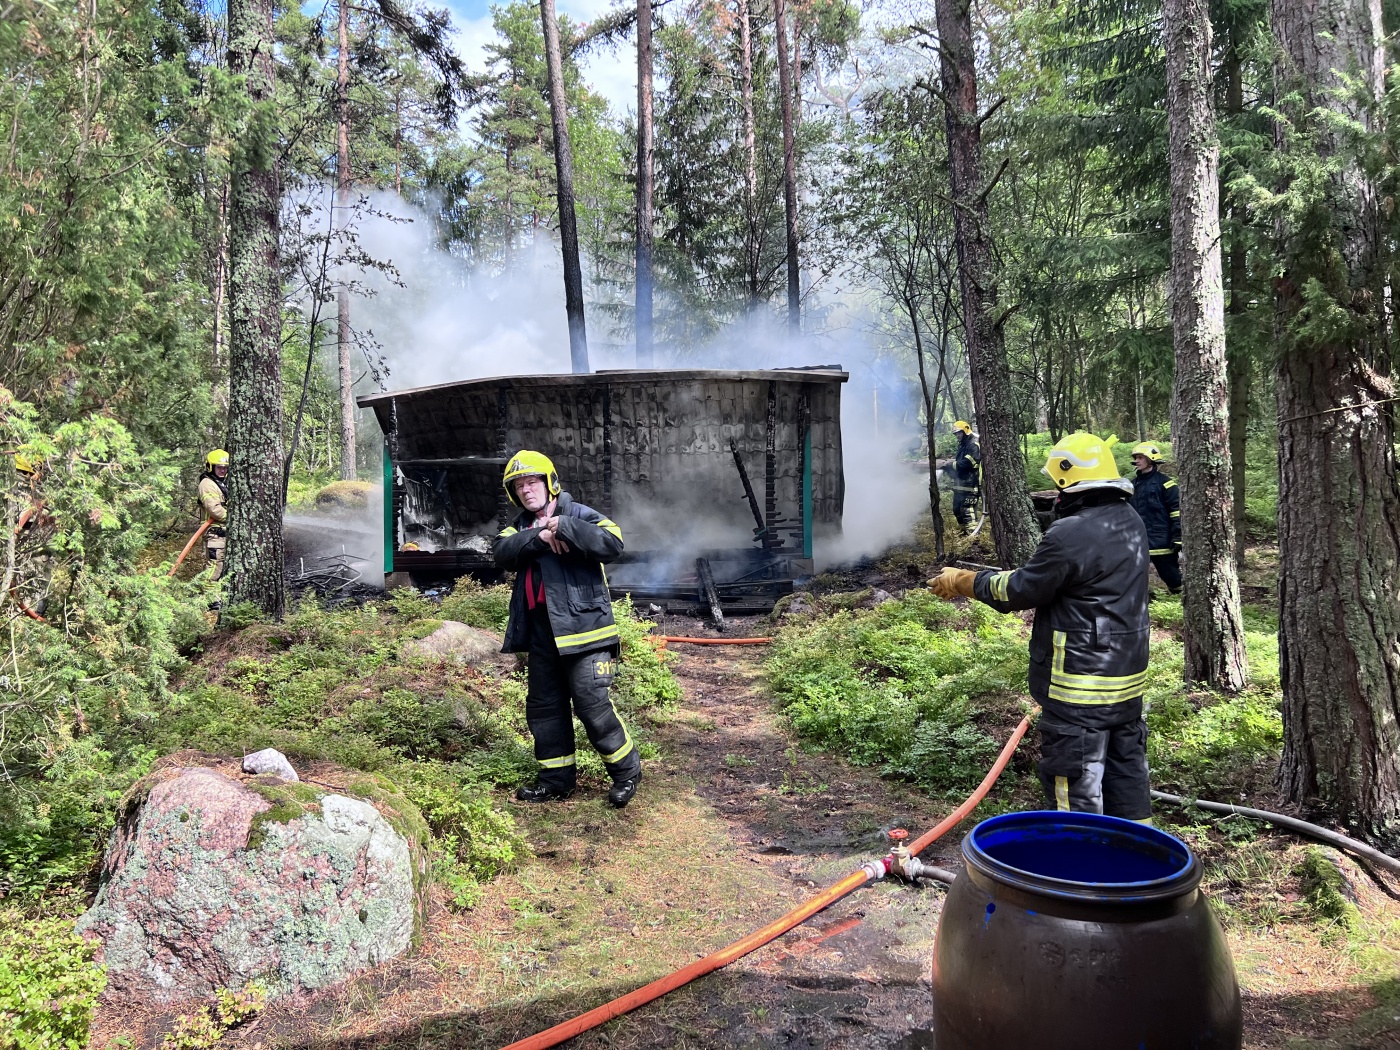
[358,367,847,613]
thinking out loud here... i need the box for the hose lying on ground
[654,635,774,645]
[499,714,1034,1050]
[1150,789,1400,878]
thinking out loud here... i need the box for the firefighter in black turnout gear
[1128,441,1182,594]
[950,420,981,533]
[929,433,1153,821]
[494,451,642,808]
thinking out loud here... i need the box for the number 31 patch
[592,658,617,678]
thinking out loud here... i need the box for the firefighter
[928,432,1153,822]
[1128,441,1181,595]
[494,450,642,808]
[198,449,230,581]
[950,420,981,533]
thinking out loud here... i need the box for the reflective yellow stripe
[1055,777,1070,811]
[1163,479,1177,489]
[555,624,620,650]
[1127,818,1154,825]
[499,526,518,537]
[602,728,634,765]
[1048,630,1147,704]
[989,571,1013,602]
[1169,511,1180,518]
[597,517,623,540]
[1149,548,1174,556]
[537,754,576,769]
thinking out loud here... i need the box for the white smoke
[324,188,932,570]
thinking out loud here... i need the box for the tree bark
[635,0,654,366]
[1163,0,1249,691]
[933,0,1038,567]
[737,0,759,310]
[226,0,286,618]
[773,0,800,334]
[336,0,357,481]
[1273,0,1400,841]
[1225,25,1250,571]
[540,0,589,373]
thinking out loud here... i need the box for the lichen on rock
[76,760,423,1002]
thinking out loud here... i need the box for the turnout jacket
[198,473,228,534]
[973,491,1150,725]
[1130,468,1181,554]
[494,491,624,656]
[954,434,982,491]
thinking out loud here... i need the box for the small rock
[869,589,893,606]
[242,748,298,782]
[786,594,813,616]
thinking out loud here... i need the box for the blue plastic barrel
[932,811,1242,1049]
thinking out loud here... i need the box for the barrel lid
[963,811,1201,904]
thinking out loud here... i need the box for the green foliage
[437,578,512,634]
[765,592,1028,796]
[394,764,528,909]
[611,596,682,712]
[1295,848,1360,930]
[0,910,107,1050]
[159,984,267,1050]
[1143,625,1282,793]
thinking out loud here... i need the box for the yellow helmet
[205,448,230,471]
[13,453,36,476]
[953,420,973,436]
[1131,441,1165,463]
[1043,432,1125,490]
[503,450,561,506]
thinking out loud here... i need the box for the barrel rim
[963,810,1202,904]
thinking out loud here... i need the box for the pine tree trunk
[1225,28,1250,571]
[773,0,800,334]
[1163,0,1249,691]
[226,0,286,619]
[540,0,589,373]
[336,0,356,481]
[933,0,1038,568]
[737,0,759,310]
[635,0,654,366]
[1273,0,1400,840]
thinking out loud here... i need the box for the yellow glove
[928,567,977,600]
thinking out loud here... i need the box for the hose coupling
[860,857,891,881]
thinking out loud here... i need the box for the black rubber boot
[607,771,642,809]
[515,783,574,803]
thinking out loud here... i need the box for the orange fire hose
[168,520,212,577]
[500,712,1034,1050]
[654,635,774,645]
[8,585,45,622]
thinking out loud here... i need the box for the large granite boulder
[401,620,503,666]
[77,758,424,1001]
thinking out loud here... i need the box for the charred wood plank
[695,557,726,630]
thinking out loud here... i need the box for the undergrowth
[765,591,1030,797]
[0,578,680,913]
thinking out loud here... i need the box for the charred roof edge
[356,367,849,408]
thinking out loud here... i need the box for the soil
[93,608,1400,1050]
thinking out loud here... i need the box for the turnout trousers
[526,607,640,791]
[1150,551,1182,593]
[952,487,979,530]
[1036,700,1152,821]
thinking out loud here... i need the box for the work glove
[928,567,977,600]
